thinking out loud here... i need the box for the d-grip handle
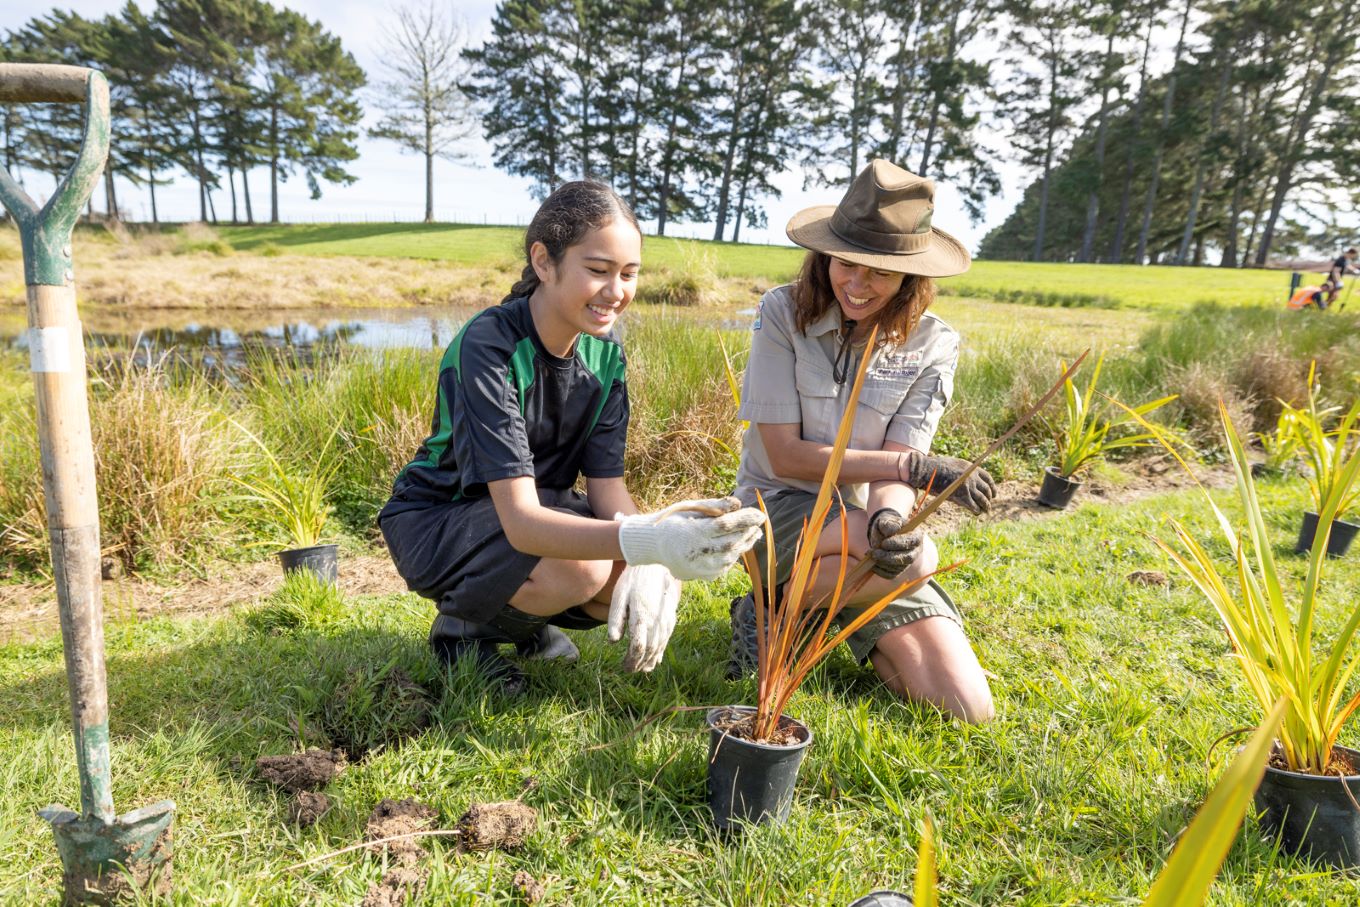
[0,64,109,287]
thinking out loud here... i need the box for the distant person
[1323,247,1358,306]
[1288,283,1329,311]
[379,180,763,694]
[726,159,997,723]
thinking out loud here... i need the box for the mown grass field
[3,480,1360,904]
[212,222,1321,311]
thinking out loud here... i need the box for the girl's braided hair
[503,180,641,304]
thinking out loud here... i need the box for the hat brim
[785,205,971,278]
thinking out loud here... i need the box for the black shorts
[378,487,595,623]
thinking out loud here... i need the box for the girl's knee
[515,558,614,612]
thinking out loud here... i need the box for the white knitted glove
[617,497,765,581]
[607,563,682,673]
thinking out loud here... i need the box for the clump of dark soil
[1127,570,1169,586]
[513,870,548,904]
[255,748,347,792]
[456,800,538,852]
[324,666,434,760]
[365,798,439,862]
[289,790,332,826]
[361,865,429,907]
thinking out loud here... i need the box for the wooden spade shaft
[0,64,115,823]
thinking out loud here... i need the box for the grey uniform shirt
[734,283,959,510]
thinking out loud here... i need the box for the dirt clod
[457,800,537,852]
[1127,570,1169,587]
[361,865,428,907]
[289,790,331,826]
[513,870,547,904]
[255,748,346,792]
[366,798,438,861]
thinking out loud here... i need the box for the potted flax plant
[1126,399,1360,867]
[232,420,344,583]
[1289,367,1360,558]
[706,333,1084,828]
[1039,352,1176,509]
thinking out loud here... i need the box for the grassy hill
[214,223,1319,311]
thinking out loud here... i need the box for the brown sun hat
[786,159,971,277]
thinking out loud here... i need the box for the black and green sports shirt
[386,297,628,510]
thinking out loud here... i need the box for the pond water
[0,306,483,366]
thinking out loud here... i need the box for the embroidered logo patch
[870,349,923,379]
[752,300,763,331]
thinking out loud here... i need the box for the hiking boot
[726,592,758,680]
[514,624,579,662]
[429,615,530,695]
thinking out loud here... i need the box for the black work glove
[866,508,923,579]
[900,451,997,514]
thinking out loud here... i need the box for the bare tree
[369,2,476,223]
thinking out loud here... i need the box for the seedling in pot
[1289,363,1360,557]
[707,337,1087,827]
[1119,394,1360,867]
[230,419,344,582]
[1039,351,1176,509]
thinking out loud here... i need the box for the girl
[380,181,763,694]
[728,159,997,723]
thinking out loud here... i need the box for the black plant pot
[1294,511,1360,558]
[707,705,812,829]
[1255,743,1360,869]
[278,543,338,583]
[1037,466,1083,509]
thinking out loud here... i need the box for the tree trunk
[148,166,158,224]
[1220,86,1254,267]
[243,169,254,224]
[1079,30,1117,263]
[270,102,280,224]
[1253,24,1348,266]
[425,151,435,224]
[1107,11,1153,262]
[104,168,119,222]
[1176,60,1232,265]
[919,5,962,176]
[227,166,238,224]
[1241,177,1272,265]
[1135,0,1192,264]
[713,49,750,241]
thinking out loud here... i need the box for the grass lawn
[211,223,1323,312]
[3,480,1358,904]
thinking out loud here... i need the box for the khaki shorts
[746,489,962,663]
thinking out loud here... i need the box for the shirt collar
[808,306,845,337]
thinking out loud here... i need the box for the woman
[729,159,996,723]
[379,180,763,695]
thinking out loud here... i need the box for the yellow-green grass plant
[908,698,1288,906]
[1125,397,1360,776]
[1292,365,1360,521]
[1254,403,1304,474]
[1049,351,1177,479]
[230,418,342,550]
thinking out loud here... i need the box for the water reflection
[0,307,478,366]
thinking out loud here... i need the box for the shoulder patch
[752,298,763,331]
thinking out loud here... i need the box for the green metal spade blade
[39,801,176,906]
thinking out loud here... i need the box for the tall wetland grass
[1,303,1356,576]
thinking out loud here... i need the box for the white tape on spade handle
[28,327,72,373]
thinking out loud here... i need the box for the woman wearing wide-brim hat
[727,159,996,723]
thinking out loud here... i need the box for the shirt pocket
[852,376,914,450]
[794,358,838,445]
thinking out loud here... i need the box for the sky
[0,0,1035,250]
